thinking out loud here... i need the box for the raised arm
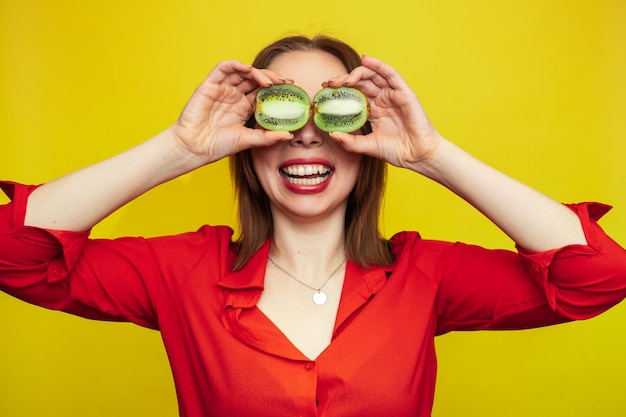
[326,55,586,252]
[24,60,293,231]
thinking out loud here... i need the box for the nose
[290,119,324,148]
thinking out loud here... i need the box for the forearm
[412,137,587,252]
[25,129,205,231]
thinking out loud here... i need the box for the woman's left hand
[323,56,442,171]
[329,58,589,252]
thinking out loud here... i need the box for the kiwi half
[255,84,311,131]
[313,87,369,133]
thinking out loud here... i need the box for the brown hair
[230,35,392,270]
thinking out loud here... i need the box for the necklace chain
[267,255,347,293]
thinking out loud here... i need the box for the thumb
[244,129,293,149]
[329,131,373,156]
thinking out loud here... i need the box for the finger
[322,73,352,87]
[238,79,261,95]
[245,88,258,106]
[204,61,283,91]
[347,80,383,100]
[226,68,294,96]
[221,71,268,90]
[255,68,294,84]
[360,55,412,91]
[328,131,378,158]
[321,65,379,88]
[244,68,294,88]
[322,66,390,100]
[241,128,294,149]
[205,60,253,84]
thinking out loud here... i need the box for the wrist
[403,133,450,179]
[161,127,211,174]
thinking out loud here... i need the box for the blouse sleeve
[0,181,162,329]
[435,202,626,334]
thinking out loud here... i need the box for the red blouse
[2,181,626,417]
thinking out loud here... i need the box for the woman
[1,35,625,417]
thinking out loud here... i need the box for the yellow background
[1,1,625,416]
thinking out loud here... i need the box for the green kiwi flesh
[255,84,311,131]
[313,87,369,133]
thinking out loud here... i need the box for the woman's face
[250,50,362,224]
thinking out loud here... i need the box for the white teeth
[281,164,331,186]
[288,177,325,185]
[283,164,329,176]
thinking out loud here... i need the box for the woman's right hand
[170,60,294,165]
[23,61,293,231]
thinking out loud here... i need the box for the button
[49,268,64,281]
[304,361,316,371]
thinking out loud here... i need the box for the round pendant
[312,291,327,305]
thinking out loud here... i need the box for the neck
[269,209,346,278]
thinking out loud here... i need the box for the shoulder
[388,231,457,275]
[146,224,235,252]
[389,230,454,257]
[143,224,237,271]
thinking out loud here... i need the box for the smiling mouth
[280,164,332,186]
